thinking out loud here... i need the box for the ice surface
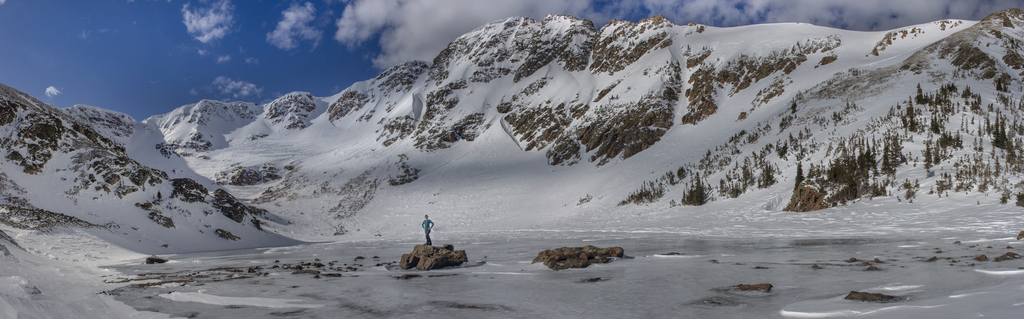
[93,230,1022,319]
[160,291,325,308]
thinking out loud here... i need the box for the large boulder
[145,256,168,264]
[532,245,624,270]
[399,244,468,270]
[1017,230,1024,240]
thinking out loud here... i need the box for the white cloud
[630,0,1024,32]
[267,2,322,50]
[197,49,208,56]
[334,0,614,69]
[335,0,1024,69]
[189,88,198,95]
[245,57,259,65]
[217,55,231,63]
[44,86,61,98]
[182,0,234,44]
[211,76,262,99]
[0,0,6,5]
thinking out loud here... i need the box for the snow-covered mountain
[4,9,1024,253]
[0,84,296,253]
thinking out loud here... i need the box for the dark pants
[425,228,432,245]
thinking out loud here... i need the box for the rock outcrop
[784,186,827,212]
[532,245,624,270]
[399,244,468,270]
[1017,230,1024,240]
[994,252,1020,261]
[145,256,168,264]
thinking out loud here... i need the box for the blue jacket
[422,219,434,230]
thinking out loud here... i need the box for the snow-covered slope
[5,10,1024,250]
[0,84,298,254]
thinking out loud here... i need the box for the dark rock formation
[976,254,988,261]
[784,186,827,212]
[532,245,624,270]
[844,291,901,302]
[994,252,1020,261]
[214,229,240,241]
[145,256,168,264]
[215,164,281,186]
[170,178,208,203]
[1017,230,1024,240]
[211,189,267,224]
[0,205,106,233]
[399,244,468,270]
[735,283,773,292]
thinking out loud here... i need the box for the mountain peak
[980,7,1024,27]
[263,91,321,130]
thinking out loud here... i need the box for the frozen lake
[101,231,1023,318]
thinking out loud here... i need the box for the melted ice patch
[974,269,1024,275]
[876,284,923,291]
[159,291,324,308]
[652,254,702,258]
[780,305,942,318]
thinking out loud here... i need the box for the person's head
[424,215,429,219]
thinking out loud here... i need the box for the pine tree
[681,172,710,206]
[924,142,933,171]
[794,162,804,191]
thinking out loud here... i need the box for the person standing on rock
[423,215,434,246]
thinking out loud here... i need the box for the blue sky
[1,0,1022,120]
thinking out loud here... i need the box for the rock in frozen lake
[399,244,468,270]
[532,245,624,270]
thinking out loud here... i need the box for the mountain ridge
[3,9,1024,252]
